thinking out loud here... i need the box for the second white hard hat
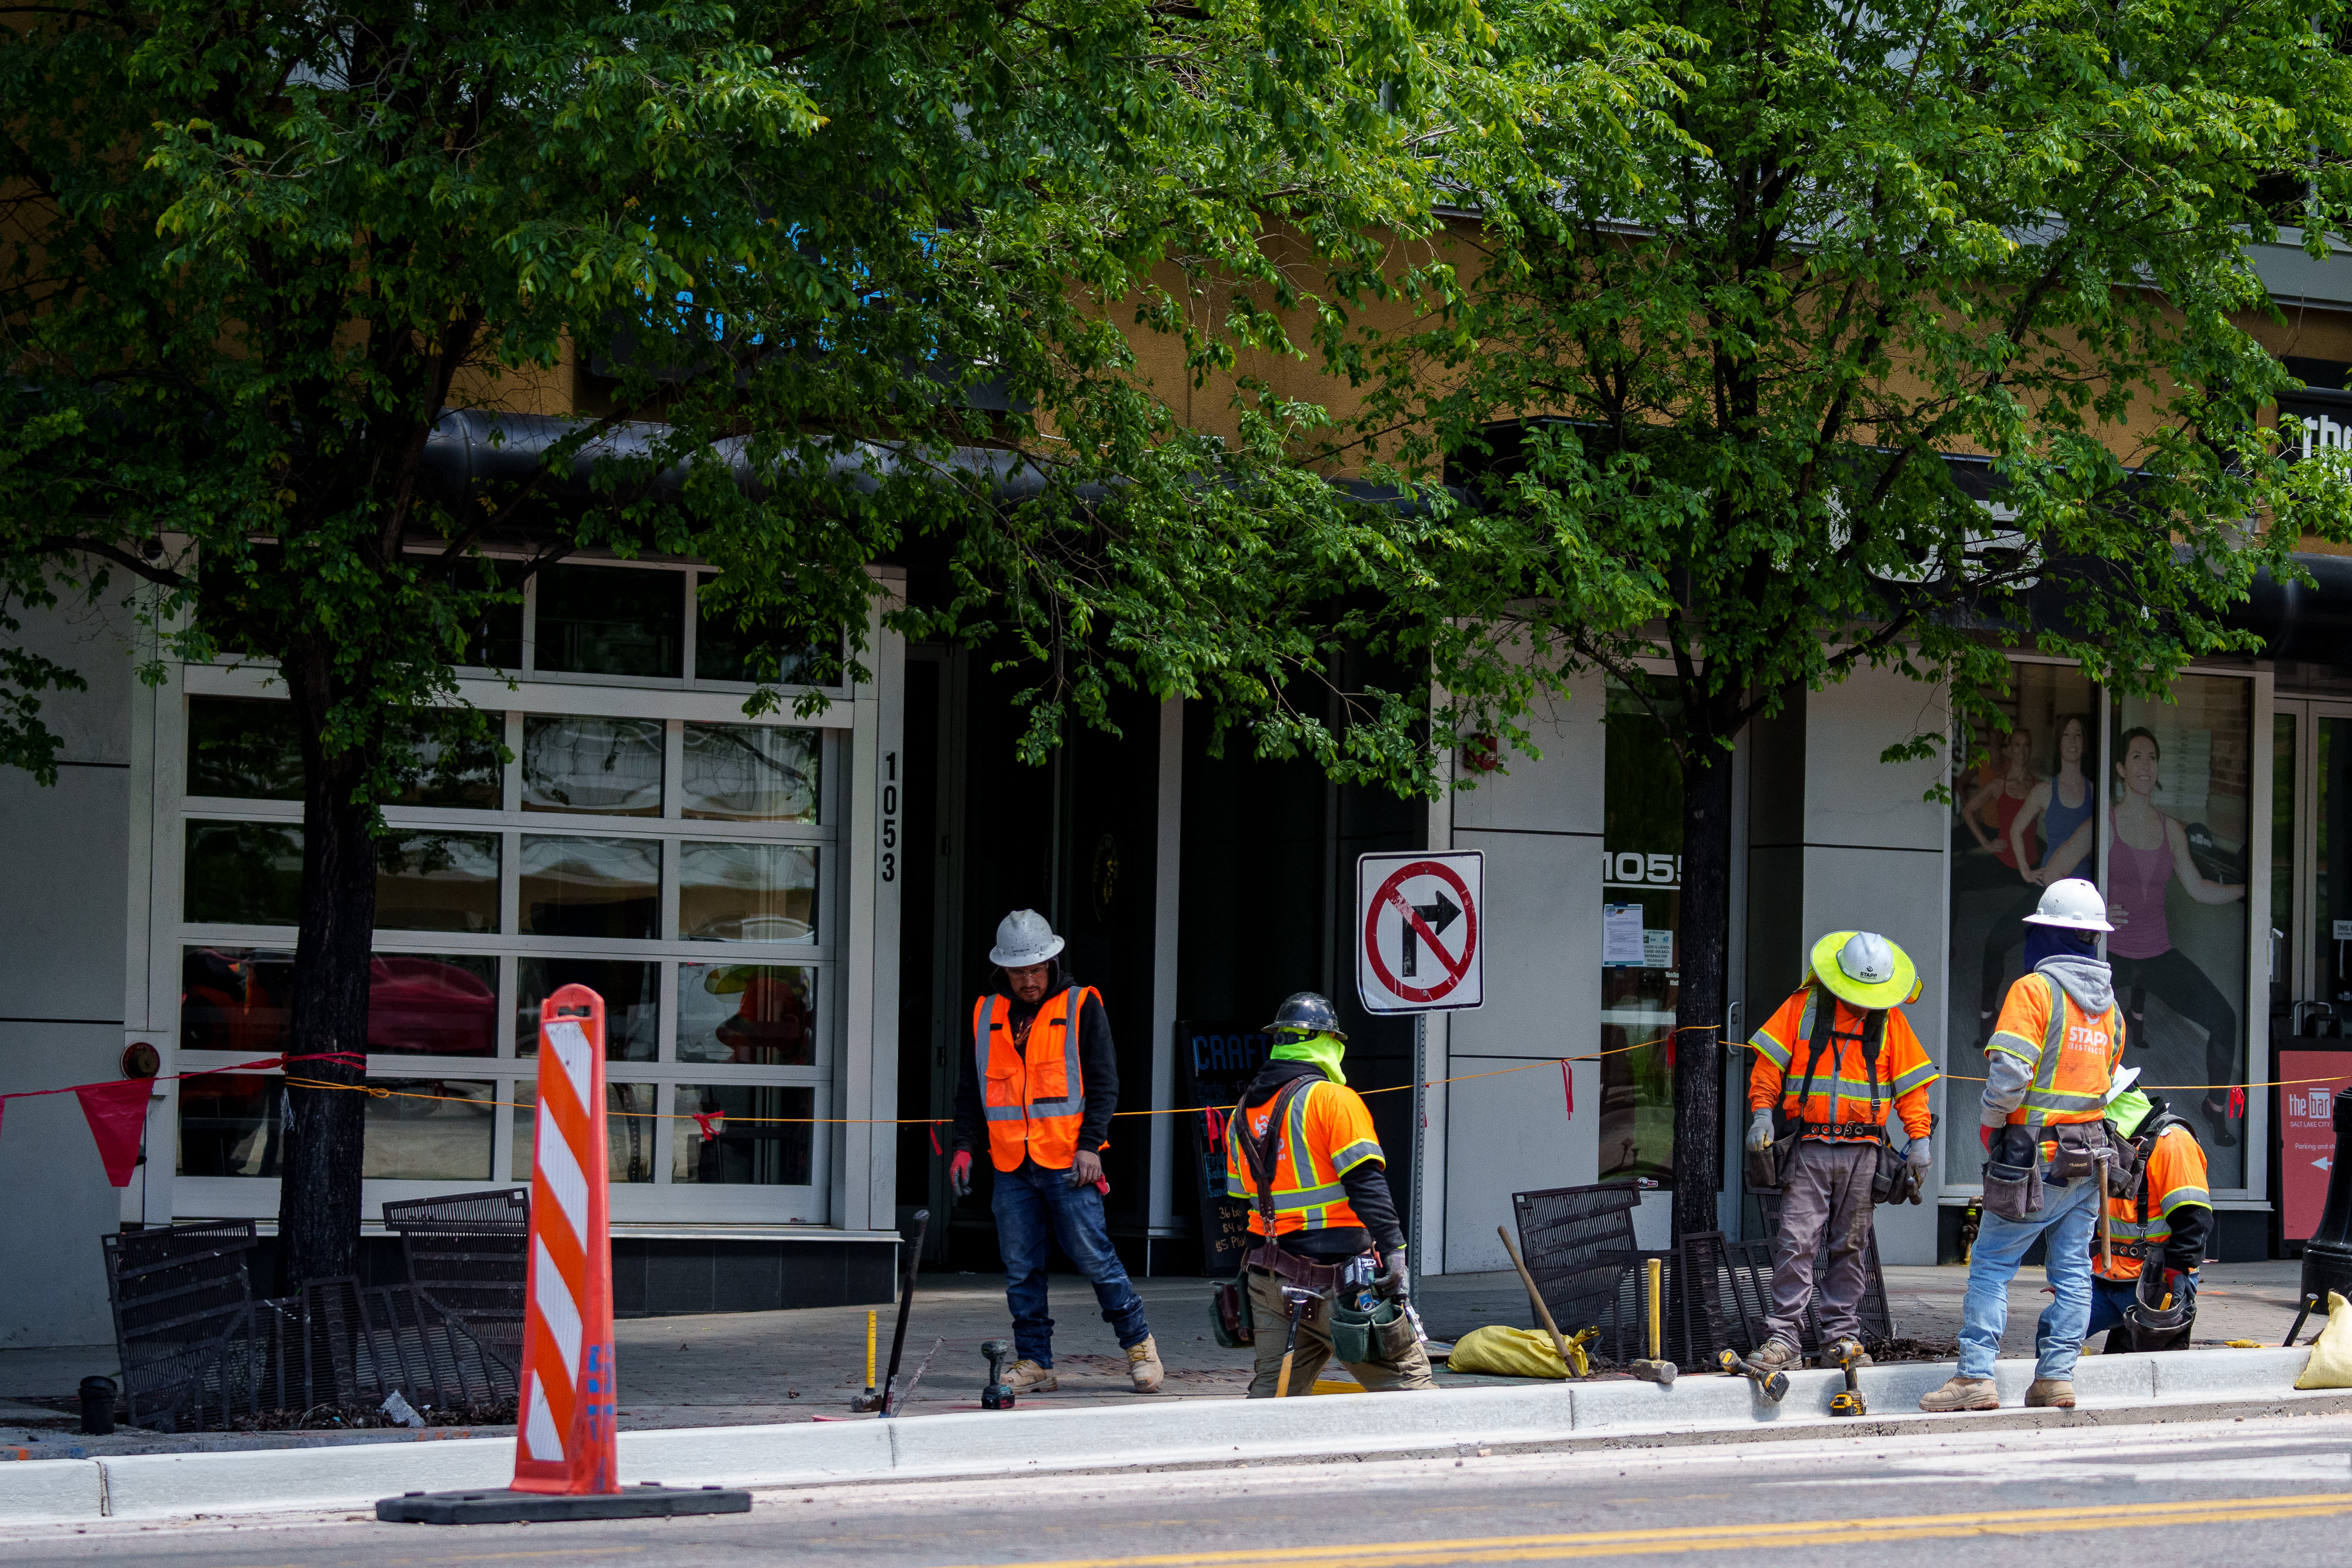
[988,908,1065,968]
[2022,877,2114,932]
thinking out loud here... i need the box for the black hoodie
[951,959,1120,1165]
[1232,1058,1405,1260]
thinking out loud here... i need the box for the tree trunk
[1672,741,1736,1243]
[274,641,377,1292]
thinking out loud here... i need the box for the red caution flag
[76,1079,152,1187]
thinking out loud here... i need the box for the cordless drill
[981,1339,1015,1409]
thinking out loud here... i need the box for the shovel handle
[1498,1225,1576,1373]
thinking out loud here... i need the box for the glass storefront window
[387,716,503,810]
[376,830,502,932]
[2274,713,2298,1031]
[188,698,501,808]
[672,1084,813,1185]
[1599,677,1679,1185]
[184,821,304,925]
[536,564,683,678]
[513,1082,659,1183]
[2320,718,2352,1014]
[522,716,664,815]
[368,955,499,1056]
[680,724,819,822]
[679,964,817,1064]
[677,842,817,942]
[178,1072,280,1175]
[693,573,818,685]
[520,835,660,939]
[187,697,302,800]
[2111,678,2253,1185]
[182,948,499,1058]
[1945,664,2100,1183]
[517,958,659,1061]
[362,1079,494,1179]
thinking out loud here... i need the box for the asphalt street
[12,1410,2352,1566]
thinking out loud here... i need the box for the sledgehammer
[1627,1256,1676,1386]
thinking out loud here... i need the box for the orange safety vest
[1224,1078,1383,1238]
[2097,1119,2211,1283]
[971,986,1101,1171]
[1987,971,2125,1127]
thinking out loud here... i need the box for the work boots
[1002,1359,1059,1394]
[1127,1335,1165,1393]
[1748,1339,1802,1375]
[2026,1378,2077,1408]
[1917,1376,2001,1412]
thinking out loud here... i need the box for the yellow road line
[957,1492,2352,1568]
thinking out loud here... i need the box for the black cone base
[377,1484,752,1524]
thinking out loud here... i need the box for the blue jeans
[991,1161,1150,1366]
[2077,1276,2136,1343]
[1960,1171,2100,1380]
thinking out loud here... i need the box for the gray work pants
[1244,1266,1435,1398]
[1765,1139,1878,1348]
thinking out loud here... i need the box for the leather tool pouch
[1211,1275,1254,1348]
[1332,1295,1412,1365]
[1870,1140,1909,1205]
[1982,1124,2043,1220]
[2044,1122,2112,1182]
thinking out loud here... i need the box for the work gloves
[948,1149,973,1198]
[1745,1110,1774,1154]
[1905,1139,1933,1172]
[1377,1246,1412,1302]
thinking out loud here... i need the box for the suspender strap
[1238,1078,1317,1234]
[1792,989,1888,1141]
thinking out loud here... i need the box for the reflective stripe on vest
[1267,1082,1351,1226]
[971,987,1091,1169]
[2019,972,2118,1127]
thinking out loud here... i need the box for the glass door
[2279,701,2352,1035]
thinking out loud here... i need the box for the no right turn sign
[1355,850,1485,1015]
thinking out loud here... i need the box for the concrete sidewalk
[0,1259,2309,1442]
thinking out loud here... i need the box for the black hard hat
[1264,991,1347,1042]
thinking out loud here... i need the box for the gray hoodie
[1979,955,2117,1127]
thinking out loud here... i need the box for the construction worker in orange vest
[1922,876,2126,1414]
[1226,992,1433,1397]
[948,910,1162,1395]
[1743,931,1936,1379]
[2080,1066,2210,1353]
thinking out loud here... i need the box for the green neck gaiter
[1269,1032,1347,1086]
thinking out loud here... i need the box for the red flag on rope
[76,1079,152,1187]
[1561,1059,1574,1124]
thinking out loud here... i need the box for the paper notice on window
[1603,903,1645,967]
[1643,929,1675,969]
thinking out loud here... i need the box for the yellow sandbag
[1448,1324,1576,1380]
[2295,1292,2352,1389]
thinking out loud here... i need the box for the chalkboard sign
[1179,1020,1274,1276]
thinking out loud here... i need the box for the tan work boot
[1126,1335,1165,1393]
[1918,1376,2000,1412]
[1748,1339,1802,1374]
[1002,1358,1058,1393]
[2026,1378,2076,1408]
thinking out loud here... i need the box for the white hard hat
[2103,1065,2143,1106]
[988,908,1065,968]
[1839,932,1898,987]
[2022,877,2114,932]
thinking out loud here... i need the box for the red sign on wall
[2280,1052,2352,1242]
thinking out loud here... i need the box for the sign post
[378,987,752,1525]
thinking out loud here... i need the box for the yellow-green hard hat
[1807,931,1920,1008]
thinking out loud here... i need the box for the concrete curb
[0,1346,2330,1524]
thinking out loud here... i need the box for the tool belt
[1795,1122,1892,1141]
[2108,1239,2163,1262]
[1244,1241,1345,1293]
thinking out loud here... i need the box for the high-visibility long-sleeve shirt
[1748,984,1936,1142]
